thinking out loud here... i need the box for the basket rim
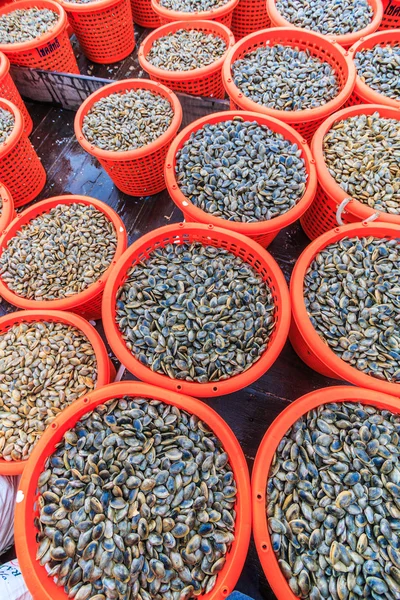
[0,98,24,158]
[290,221,400,396]
[252,384,400,600]
[0,308,112,476]
[151,0,239,21]
[15,380,252,600]
[266,0,383,48]
[0,182,14,233]
[139,20,236,82]
[165,110,317,235]
[311,102,400,223]
[74,79,182,161]
[0,194,127,311]
[0,0,68,52]
[222,28,357,123]
[102,222,291,398]
[349,28,400,109]
[57,0,126,13]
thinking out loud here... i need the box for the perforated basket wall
[102,222,291,398]
[139,20,235,99]
[380,0,400,29]
[152,0,238,27]
[231,0,270,40]
[300,185,358,240]
[0,195,127,319]
[130,0,161,27]
[0,99,45,207]
[222,28,356,143]
[75,79,182,197]
[0,53,32,135]
[63,0,135,64]
[0,1,79,73]
[0,182,15,233]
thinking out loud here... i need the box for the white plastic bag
[0,559,32,600]
[0,476,19,555]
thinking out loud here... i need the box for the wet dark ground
[0,24,346,599]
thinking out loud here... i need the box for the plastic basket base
[130,0,161,27]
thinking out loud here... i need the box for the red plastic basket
[139,20,235,99]
[102,222,290,398]
[58,0,135,64]
[0,51,32,135]
[151,0,239,27]
[130,0,161,27]
[301,103,400,240]
[0,194,127,319]
[0,98,45,207]
[75,79,182,197]
[252,384,400,600]
[0,182,14,232]
[0,309,114,475]
[231,0,271,40]
[380,0,400,29]
[165,111,317,248]
[347,30,400,109]
[0,0,79,73]
[267,0,383,49]
[15,381,251,600]
[222,28,356,143]
[290,221,400,396]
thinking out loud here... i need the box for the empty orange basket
[75,79,182,197]
[347,29,400,108]
[380,0,400,29]
[15,381,251,599]
[231,0,271,40]
[290,221,400,397]
[0,182,15,233]
[0,194,127,319]
[139,20,235,99]
[222,28,356,143]
[0,0,79,73]
[130,0,161,27]
[0,98,45,207]
[0,309,114,476]
[165,110,317,248]
[252,385,400,600]
[151,0,239,27]
[267,0,383,49]
[301,103,400,240]
[0,51,32,135]
[102,222,290,398]
[58,0,135,65]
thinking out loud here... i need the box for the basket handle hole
[213,386,218,392]
[177,385,182,390]
[51,423,57,429]
[257,493,262,500]
[262,543,268,552]
[222,587,229,596]
[83,397,89,404]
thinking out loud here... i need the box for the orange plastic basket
[0,98,45,207]
[139,20,235,99]
[15,380,251,600]
[0,309,114,475]
[0,51,32,135]
[165,110,317,248]
[252,384,400,600]
[102,222,290,398]
[231,0,271,40]
[151,0,239,27]
[75,79,182,197]
[301,103,400,240]
[222,28,357,143]
[266,0,383,49]
[0,181,15,232]
[347,30,400,109]
[290,221,400,396]
[0,194,127,319]
[380,0,400,29]
[0,0,79,73]
[58,0,135,65]
[130,0,161,27]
